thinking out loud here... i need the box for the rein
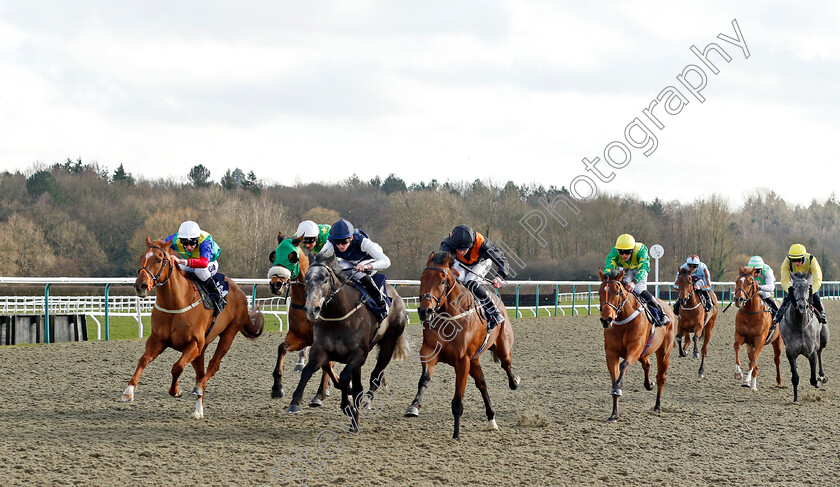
[421,266,458,313]
[734,273,770,314]
[600,279,637,323]
[308,262,363,321]
[138,245,174,288]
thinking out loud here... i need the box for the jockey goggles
[302,236,317,244]
[618,249,632,255]
[334,238,351,245]
[180,237,199,247]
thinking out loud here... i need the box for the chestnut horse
[123,237,264,419]
[674,267,718,378]
[406,251,520,439]
[598,269,676,422]
[267,233,338,406]
[733,266,782,390]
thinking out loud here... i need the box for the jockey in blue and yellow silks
[604,233,670,327]
[165,220,225,315]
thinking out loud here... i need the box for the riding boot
[763,297,779,317]
[640,290,669,327]
[773,294,790,325]
[359,274,388,322]
[200,277,225,316]
[467,280,504,329]
[700,290,713,312]
[812,293,827,324]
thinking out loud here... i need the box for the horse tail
[241,306,265,339]
[391,332,410,362]
[490,349,500,363]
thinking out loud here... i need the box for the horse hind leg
[469,359,498,431]
[271,340,290,399]
[733,335,745,380]
[491,330,520,390]
[451,358,470,439]
[808,352,821,389]
[308,369,331,408]
[640,356,653,391]
[818,348,828,383]
[676,332,687,358]
[295,349,307,372]
[692,334,700,359]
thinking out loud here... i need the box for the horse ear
[451,266,460,277]
[268,250,276,264]
[292,235,304,247]
[288,251,299,264]
[277,232,285,245]
[598,269,605,280]
[738,265,747,274]
[616,269,625,280]
[145,235,152,246]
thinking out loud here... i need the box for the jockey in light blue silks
[165,220,225,315]
[318,219,391,323]
[672,254,713,315]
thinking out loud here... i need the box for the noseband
[734,273,757,303]
[138,245,173,288]
[600,279,630,315]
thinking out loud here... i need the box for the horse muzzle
[600,316,613,329]
[305,306,321,322]
[417,306,430,322]
[269,279,288,295]
[134,282,149,298]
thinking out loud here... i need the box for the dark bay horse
[123,237,264,419]
[267,233,338,406]
[733,266,782,390]
[780,272,829,402]
[286,254,408,433]
[598,269,676,422]
[674,267,718,378]
[406,251,519,439]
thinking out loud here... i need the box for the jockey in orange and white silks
[164,220,225,314]
[439,225,510,329]
[672,255,714,314]
[318,219,390,322]
[603,233,670,327]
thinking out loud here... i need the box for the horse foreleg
[808,352,820,389]
[605,350,621,423]
[469,358,497,430]
[818,347,828,384]
[733,333,745,380]
[787,352,800,403]
[676,331,687,358]
[772,335,783,386]
[122,334,166,402]
[308,369,331,408]
[271,340,290,399]
[349,361,365,433]
[452,357,470,439]
[170,340,201,399]
[746,341,762,390]
[295,349,307,372]
[698,320,715,379]
[654,345,671,414]
[405,349,438,418]
[692,334,700,359]
[287,349,327,414]
[639,356,653,391]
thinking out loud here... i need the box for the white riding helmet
[178,221,202,239]
[296,220,319,238]
[686,255,701,266]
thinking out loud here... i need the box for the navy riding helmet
[329,219,355,241]
[449,225,476,250]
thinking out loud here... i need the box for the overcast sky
[1,1,837,206]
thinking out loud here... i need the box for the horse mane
[679,267,692,277]
[793,271,806,279]
[432,250,451,266]
[605,269,623,280]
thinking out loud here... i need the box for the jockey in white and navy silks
[318,219,391,322]
[164,220,225,314]
[747,255,779,316]
[672,255,713,314]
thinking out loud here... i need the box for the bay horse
[123,236,265,419]
[267,233,338,407]
[779,272,829,402]
[286,253,408,433]
[598,269,676,422]
[674,267,718,378]
[406,251,520,439]
[733,265,782,390]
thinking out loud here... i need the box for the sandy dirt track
[1,302,839,486]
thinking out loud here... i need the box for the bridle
[677,274,701,310]
[421,266,457,312]
[734,272,758,305]
[308,261,354,309]
[138,245,173,288]
[600,279,631,316]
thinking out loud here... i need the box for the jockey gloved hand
[492,277,504,289]
[354,263,373,272]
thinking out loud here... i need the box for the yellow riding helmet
[615,234,636,250]
[788,243,806,259]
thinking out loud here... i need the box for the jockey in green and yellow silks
[603,233,669,327]
[295,220,331,254]
[165,220,225,315]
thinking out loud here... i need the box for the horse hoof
[693,352,700,359]
[190,387,203,397]
[172,392,182,399]
[190,412,204,419]
[698,373,705,379]
[487,418,499,431]
[510,376,521,390]
[607,416,618,423]
[309,397,323,408]
[405,406,420,417]
[120,395,134,403]
[611,388,622,397]
[294,364,304,373]
[644,381,653,391]
[287,404,302,414]
[271,387,285,399]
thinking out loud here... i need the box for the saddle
[191,273,229,312]
[349,273,392,317]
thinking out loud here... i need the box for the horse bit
[421,266,456,313]
[138,245,173,288]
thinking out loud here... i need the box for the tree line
[1,160,838,282]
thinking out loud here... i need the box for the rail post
[44,283,51,344]
[535,285,540,317]
[104,283,111,341]
[515,284,520,318]
[252,284,258,307]
[588,284,592,315]
[571,285,577,316]
[554,285,559,317]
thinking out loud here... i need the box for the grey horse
[780,272,829,403]
[286,254,408,432]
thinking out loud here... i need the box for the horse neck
[742,290,764,312]
[290,255,309,303]
[678,280,699,306]
[157,258,197,308]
